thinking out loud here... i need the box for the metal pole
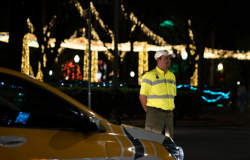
[88,9,92,109]
[209,30,215,86]
[112,0,119,90]
[183,60,186,85]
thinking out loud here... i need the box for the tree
[156,0,235,91]
[29,0,86,81]
[7,0,30,72]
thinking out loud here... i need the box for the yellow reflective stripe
[141,79,152,85]
[147,95,175,99]
[166,80,176,85]
[152,79,176,86]
[152,80,165,86]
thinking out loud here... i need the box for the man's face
[158,55,171,69]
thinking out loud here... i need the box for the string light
[90,2,114,42]
[109,71,113,76]
[190,63,198,87]
[121,4,168,46]
[188,19,195,45]
[104,50,113,60]
[27,18,34,33]
[92,50,98,82]
[73,0,113,65]
[43,54,47,67]
[21,33,29,76]
[2,32,250,60]
[29,64,35,78]
[74,1,102,41]
[83,42,98,82]
[83,42,89,81]
[55,47,65,62]
[70,31,77,40]
[49,15,57,30]
[36,61,43,81]
[74,0,85,17]
[0,32,9,42]
[138,42,148,84]
[120,51,126,62]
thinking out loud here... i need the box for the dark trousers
[145,107,174,139]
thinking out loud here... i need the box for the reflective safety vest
[140,66,176,110]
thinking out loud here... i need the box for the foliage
[174,91,202,120]
[154,0,238,90]
[57,86,202,119]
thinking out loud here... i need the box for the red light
[3,119,5,121]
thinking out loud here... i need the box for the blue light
[0,82,4,85]
[8,119,12,125]
[15,111,30,124]
[70,84,72,87]
[120,84,123,87]
[171,84,230,103]
[91,84,93,86]
[60,80,62,82]
[109,84,112,87]
[190,86,197,90]
[202,91,230,102]
[103,82,105,84]
[97,85,100,87]
[176,85,183,89]
[80,81,82,84]
[160,20,174,28]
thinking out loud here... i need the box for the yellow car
[0,67,184,160]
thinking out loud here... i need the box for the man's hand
[139,94,148,112]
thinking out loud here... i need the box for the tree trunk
[42,67,49,82]
[197,33,206,91]
[8,0,28,72]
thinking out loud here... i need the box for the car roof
[0,67,102,119]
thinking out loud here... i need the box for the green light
[217,104,223,107]
[160,20,174,28]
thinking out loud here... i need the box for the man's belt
[150,107,172,113]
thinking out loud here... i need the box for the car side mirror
[81,115,100,133]
[88,116,100,129]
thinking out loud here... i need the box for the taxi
[0,67,184,160]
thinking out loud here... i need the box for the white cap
[154,50,176,59]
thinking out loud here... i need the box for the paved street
[174,126,250,160]
[119,105,250,160]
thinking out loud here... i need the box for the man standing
[139,50,176,139]
[238,81,247,113]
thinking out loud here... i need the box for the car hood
[121,124,175,145]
